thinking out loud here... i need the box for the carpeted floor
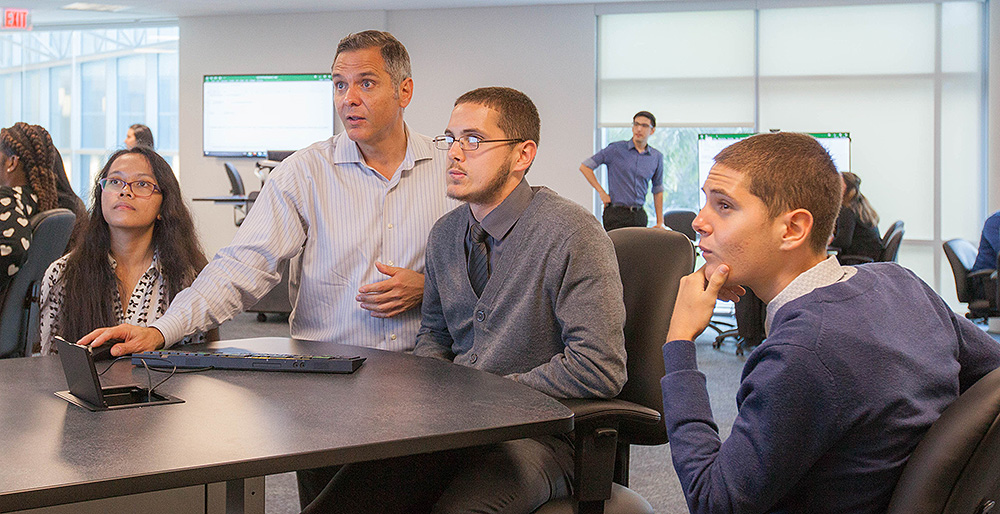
[217,311,750,514]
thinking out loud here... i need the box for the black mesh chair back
[880,224,905,262]
[882,220,904,248]
[886,366,1000,514]
[0,209,76,358]
[611,227,694,440]
[535,227,694,514]
[662,210,697,242]
[944,239,979,304]
[224,162,245,196]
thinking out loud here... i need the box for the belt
[608,204,644,212]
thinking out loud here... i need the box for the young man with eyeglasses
[580,110,666,231]
[303,87,626,514]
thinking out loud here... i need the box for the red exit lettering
[4,9,29,30]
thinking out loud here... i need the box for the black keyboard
[131,349,365,373]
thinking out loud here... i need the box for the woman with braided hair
[0,122,62,292]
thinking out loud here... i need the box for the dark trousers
[602,204,647,231]
[301,435,574,514]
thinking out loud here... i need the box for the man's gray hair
[334,30,412,88]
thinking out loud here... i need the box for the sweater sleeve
[510,226,627,399]
[413,233,456,361]
[661,329,843,514]
[952,311,1000,391]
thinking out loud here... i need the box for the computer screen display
[697,132,851,202]
[203,74,335,158]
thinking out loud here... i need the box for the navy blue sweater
[661,263,1000,514]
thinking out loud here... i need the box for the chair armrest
[559,398,662,433]
[968,269,996,281]
[558,398,661,506]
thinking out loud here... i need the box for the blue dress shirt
[582,139,664,207]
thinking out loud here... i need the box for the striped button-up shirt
[152,127,459,351]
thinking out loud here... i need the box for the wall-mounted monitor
[203,74,335,158]
[697,132,851,194]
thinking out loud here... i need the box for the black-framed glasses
[433,135,525,151]
[98,178,161,198]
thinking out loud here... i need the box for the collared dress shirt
[764,255,857,335]
[152,127,458,351]
[463,178,535,272]
[582,139,664,207]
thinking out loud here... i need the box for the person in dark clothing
[124,123,154,149]
[662,132,1000,514]
[831,171,881,262]
[972,210,1000,273]
[0,122,65,293]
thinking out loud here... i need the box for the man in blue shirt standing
[580,110,666,231]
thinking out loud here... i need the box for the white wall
[180,2,999,259]
[990,0,999,212]
[179,5,598,257]
[178,10,389,257]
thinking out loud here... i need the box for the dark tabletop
[0,337,573,511]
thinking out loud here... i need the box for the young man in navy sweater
[661,132,1000,514]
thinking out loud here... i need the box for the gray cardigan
[414,186,627,399]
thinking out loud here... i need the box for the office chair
[224,162,251,226]
[662,209,697,241]
[885,365,1000,514]
[880,222,905,263]
[535,227,695,514]
[0,208,76,358]
[943,238,996,322]
[838,220,905,265]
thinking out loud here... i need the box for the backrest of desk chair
[608,227,695,446]
[882,220,904,248]
[662,210,697,242]
[886,366,1000,514]
[224,162,245,197]
[943,239,978,303]
[881,225,905,263]
[0,209,76,358]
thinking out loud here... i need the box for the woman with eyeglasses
[38,146,213,354]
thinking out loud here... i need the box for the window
[597,1,986,300]
[0,26,180,202]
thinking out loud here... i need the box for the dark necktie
[468,222,491,297]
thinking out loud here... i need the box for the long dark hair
[129,124,155,149]
[0,122,58,211]
[59,147,207,341]
[842,171,879,227]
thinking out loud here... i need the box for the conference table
[0,337,574,513]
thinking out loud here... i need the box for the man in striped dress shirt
[80,32,456,369]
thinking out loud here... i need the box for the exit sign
[3,8,29,30]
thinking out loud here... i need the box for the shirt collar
[626,138,650,155]
[764,255,857,336]
[332,123,429,172]
[472,179,534,242]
